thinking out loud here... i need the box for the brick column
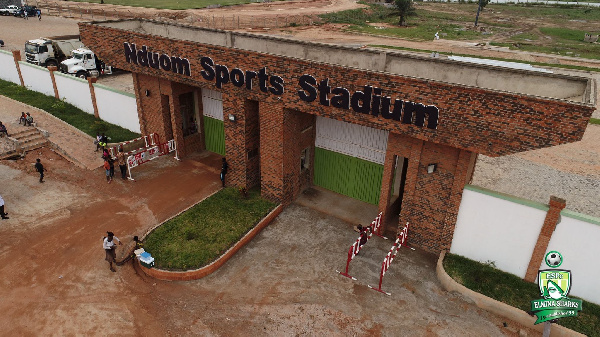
[259,100,284,203]
[524,196,566,282]
[12,50,24,87]
[87,77,99,118]
[439,149,477,251]
[47,66,59,99]
[222,93,247,189]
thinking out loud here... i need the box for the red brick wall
[79,22,593,253]
[378,133,476,252]
[80,22,594,157]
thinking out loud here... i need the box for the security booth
[79,20,595,253]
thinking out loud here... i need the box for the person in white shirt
[103,232,122,272]
[0,194,8,220]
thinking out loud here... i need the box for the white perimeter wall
[0,55,141,133]
[451,186,549,278]
[0,50,21,84]
[544,212,600,305]
[315,116,388,164]
[451,185,600,305]
[94,84,140,133]
[19,62,55,97]
[54,72,94,115]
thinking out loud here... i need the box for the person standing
[103,158,112,183]
[116,148,127,180]
[35,158,44,183]
[108,156,115,179]
[103,232,122,272]
[23,9,28,20]
[36,9,41,20]
[95,133,102,152]
[0,194,9,220]
[220,157,228,187]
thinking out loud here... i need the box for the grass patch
[370,44,600,72]
[0,78,139,142]
[443,253,600,336]
[590,118,600,125]
[144,187,276,271]
[66,0,258,10]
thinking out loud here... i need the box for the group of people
[103,231,143,272]
[97,133,128,183]
[0,113,36,138]
[23,9,42,20]
[19,112,34,126]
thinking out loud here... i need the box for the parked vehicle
[14,5,37,17]
[0,5,19,16]
[25,35,84,67]
[59,48,113,79]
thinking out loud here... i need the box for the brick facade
[79,21,594,253]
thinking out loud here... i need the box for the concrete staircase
[0,128,49,159]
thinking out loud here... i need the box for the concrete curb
[139,203,284,281]
[436,251,585,337]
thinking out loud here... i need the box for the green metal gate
[203,116,225,156]
[313,147,384,205]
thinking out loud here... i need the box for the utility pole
[474,0,482,27]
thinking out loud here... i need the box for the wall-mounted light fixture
[228,114,236,122]
[427,164,437,174]
[144,89,151,97]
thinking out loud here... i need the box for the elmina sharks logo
[531,251,583,324]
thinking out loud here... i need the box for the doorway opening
[389,155,408,215]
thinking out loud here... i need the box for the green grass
[67,0,257,10]
[0,78,139,142]
[443,253,600,336]
[590,118,600,125]
[320,5,483,41]
[144,187,276,271]
[370,44,600,72]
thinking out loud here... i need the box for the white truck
[59,47,112,79]
[25,35,84,68]
[0,5,20,16]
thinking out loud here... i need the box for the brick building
[79,20,595,253]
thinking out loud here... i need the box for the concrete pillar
[12,50,24,87]
[87,77,99,118]
[47,66,59,99]
[524,196,566,283]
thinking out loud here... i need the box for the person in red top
[103,159,112,183]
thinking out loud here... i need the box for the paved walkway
[0,95,104,170]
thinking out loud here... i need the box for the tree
[394,0,416,27]
[474,0,490,27]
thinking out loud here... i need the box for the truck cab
[60,48,112,79]
[25,36,83,67]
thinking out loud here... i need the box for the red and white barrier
[368,222,413,295]
[370,212,387,239]
[338,229,372,280]
[126,139,179,180]
[110,133,160,158]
